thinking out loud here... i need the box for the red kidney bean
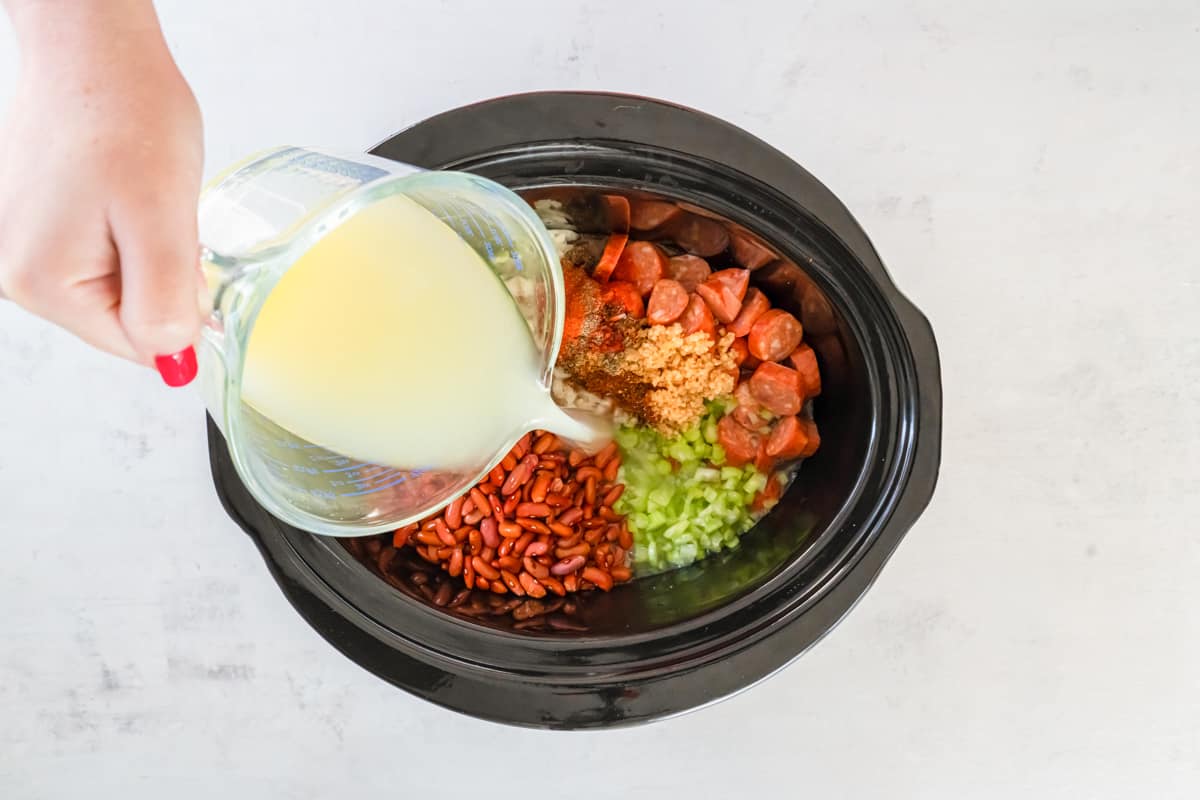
[448,548,463,577]
[602,484,625,506]
[556,542,591,559]
[557,507,583,526]
[540,576,566,596]
[515,502,551,518]
[551,555,587,576]
[524,540,550,557]
[414,529,441,547]
[519,572,547,598]
[501,454,539,496]
[581,567,613,591]
[512,532,535,556]
[544,493,571,509]
[480,518,500,548]
[444,496,464,529]
[498,521,523,539]
[532,433,559,454]
[603,458,620,482]
[488,493,505,518]
[530,472,553,503]
[516,518,551,535]
[575,466,602,482]
[523,557,550,579]
[500,570,525,595]
[472,557,500,581]
[593,442,618,471]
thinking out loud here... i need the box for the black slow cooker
[207,92,942,729]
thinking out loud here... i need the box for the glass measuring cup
[197,146,595,537]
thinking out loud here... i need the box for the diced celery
[615,402,786,572]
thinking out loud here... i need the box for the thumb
[110,191,207,385]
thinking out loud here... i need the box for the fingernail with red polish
[154,346,198,387]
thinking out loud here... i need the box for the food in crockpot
[349,194,823,593]
[534,196,823,573]
[391,431,632,596]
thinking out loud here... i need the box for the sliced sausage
[788,343,822,397]
[798,417,820,457]
[602,194,631,234]
[755,440,776,476]
[630,200,683,232]
[665,254,712,292]
[601,280,644,318]
[729,230,776,270]
[612,241,667,297]
[709,269,750,302]
[747,309,803,362]
[717,415,762,468]
[730,336,750,367]
[727,287,771,337]
[732,381,766,429]
[671,214,730,257]
[646,279,689,325]
[592,232,628,282]
[765,415,811,459]
[695,278,742,323]
[678,293,716,337]
[748,362,803,416]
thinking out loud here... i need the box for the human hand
[0,0,207,386]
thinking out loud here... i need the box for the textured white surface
[2,1,1199,797]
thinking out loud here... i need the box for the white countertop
[3,1,1198,797]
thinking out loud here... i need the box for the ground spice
[622,325,737,433]
[558,284,736,433]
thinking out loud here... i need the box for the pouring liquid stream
[231,192,601,479]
